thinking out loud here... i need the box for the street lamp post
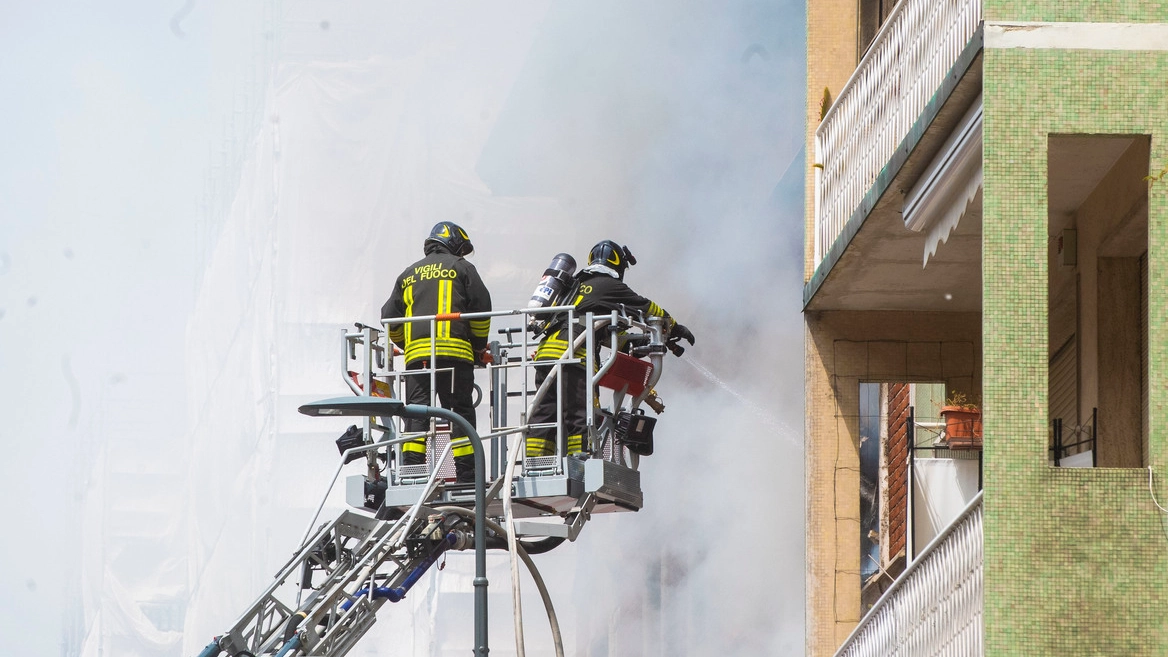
[298,397,489,657]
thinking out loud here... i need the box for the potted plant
[941,391,982,449]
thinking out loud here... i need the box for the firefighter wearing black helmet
[382,221,492,483]
[526,240,695,458]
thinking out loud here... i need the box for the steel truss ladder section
[198,508,462,657]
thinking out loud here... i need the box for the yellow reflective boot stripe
[567,435,583,455]
[402,439,427,454]
[451,439,475,458]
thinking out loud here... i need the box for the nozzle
[645,390,666,414]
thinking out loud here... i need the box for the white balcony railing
[835,492,983,657]
[813,0,982,269]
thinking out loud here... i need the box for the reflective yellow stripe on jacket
[401,283,414,345]
[534,329,586,361]
[404,337,475,362]
[401,279,476,362]
[469,318,490,340]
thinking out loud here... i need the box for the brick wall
[885,383,910,560]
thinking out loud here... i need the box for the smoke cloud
[475,3,807,654]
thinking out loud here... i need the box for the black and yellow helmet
[587,240,636,278]
[425,221,474,257]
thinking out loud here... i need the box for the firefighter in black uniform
[525,240,695,458]
[382,222,492,483]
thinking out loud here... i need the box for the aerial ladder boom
[195,305,670,657]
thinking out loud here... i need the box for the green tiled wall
[983,3,1168,23]
[983,48,1168,655]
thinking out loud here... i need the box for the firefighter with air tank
[525,240,695,458]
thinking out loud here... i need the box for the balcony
[836,492,983,657]
[808,0,983,311]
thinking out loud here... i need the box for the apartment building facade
[804,0,1168,655]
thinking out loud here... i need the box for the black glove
[665,323,695,357]
[670,323,695,346]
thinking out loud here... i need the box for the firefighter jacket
[382,245,492,364]
[535,268,672,360]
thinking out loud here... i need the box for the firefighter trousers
[526,361,586,457]
[402,358,477,482]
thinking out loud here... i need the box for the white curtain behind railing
[834,493,982,657]
[813,0,981,267]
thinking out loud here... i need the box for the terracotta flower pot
[941,405,982,450]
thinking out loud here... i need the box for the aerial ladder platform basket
[195,304,671,657]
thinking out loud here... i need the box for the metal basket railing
[340,305,667,483]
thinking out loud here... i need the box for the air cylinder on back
[528,253,577,309]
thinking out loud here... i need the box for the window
[858,0,898,58]
[859,380,978,610]
[1047,134,1149,468]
